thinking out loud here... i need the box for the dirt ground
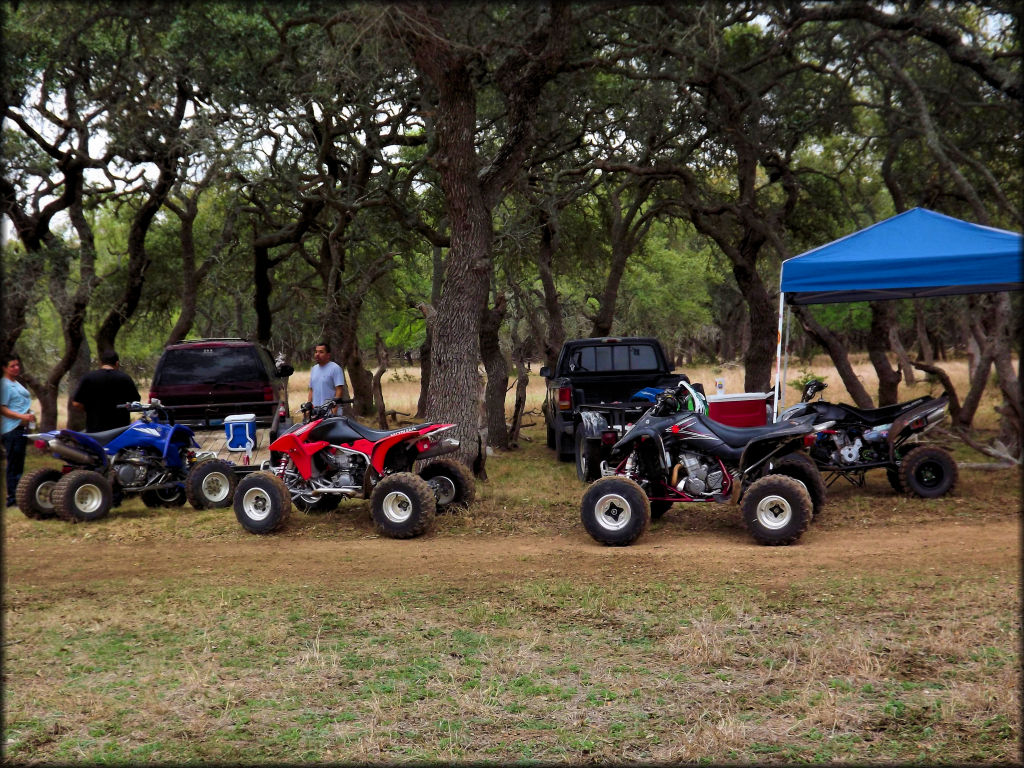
[6,517,1018,592]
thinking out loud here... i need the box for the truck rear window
[567,344,659,373]
[154,348,265,386]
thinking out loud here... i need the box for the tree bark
[481,294,509,451]
[372,333,390,430]
[792,304,875,408]
[866,301,904,406]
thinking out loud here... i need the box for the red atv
[233,398,475,538]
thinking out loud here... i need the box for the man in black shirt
[71,350,141,432]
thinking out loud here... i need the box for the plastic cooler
[705,393,770,428]
[223,413,257,452]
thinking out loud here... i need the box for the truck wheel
[901,446,957,499]
[53,470,113,523]
[546,423,556,450]
[581,476,650,546]
[186,459,238,509]
[234,472,291,534]
[574,432,602,483]
[419,458,475,511]
[740,475,811,546]
[370,472,436,539]
[771,452,827,520]
[16,468,63,520]
[141,485,187,508]
[556,431,574,463]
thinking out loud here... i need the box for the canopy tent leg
[772,291,785,421]
[781,303,792,414]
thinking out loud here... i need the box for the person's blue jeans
[3,426,27,506]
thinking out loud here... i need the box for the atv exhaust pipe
[47,439,98,466]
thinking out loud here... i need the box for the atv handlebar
[301,397,355,422]
[118,400,174,424]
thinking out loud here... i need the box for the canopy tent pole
[780,303,792,415]
[772,291,785,421]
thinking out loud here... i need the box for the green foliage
[790,368,826,393]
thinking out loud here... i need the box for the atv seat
[835,396,934,426]
[81,424,135,446]
[701,415,811,449]
[346,421,436,443]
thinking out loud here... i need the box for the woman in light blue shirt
[1,354,35,507]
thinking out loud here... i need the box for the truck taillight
[263,386,274,401]
[601,430,617,446]
[557,386,572,410]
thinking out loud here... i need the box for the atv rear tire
[186,459,238,509]
[886,468,905,494]
[581,476,651,546]
[901,446,957,499]
[53,470,113,523]
[370,472,436,539]
[16,468,63,519]
[772,452,827,520]
[234,472,291,534]
[740,475,812,546]
[419,458,475,511]
[649,499,673,520]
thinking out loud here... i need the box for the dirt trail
[6,519,1018,591]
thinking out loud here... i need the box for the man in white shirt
[308,342,348,415]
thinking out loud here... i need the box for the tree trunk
[416,245,444,419]
[867,302,903,406]
[914,304,933,364]
[911,361,962,423]
[792,304,875,408]
[415,302,436,420]
[65,338,91,431]
[731,246,776,393]
[889,321,916,385]
[481,295,509,451]
[508,337,530,447]
[372,333,390,430]
[536,215,565,369]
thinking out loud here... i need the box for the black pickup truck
[540,336,692,465]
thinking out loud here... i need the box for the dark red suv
[149,338,293,428]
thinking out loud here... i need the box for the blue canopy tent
[772,207,1023,417]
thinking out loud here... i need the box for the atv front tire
[581,476,651,546]
[740,475,812,546]
[234,472,291,534]
[186,459,238,509]
[370,472,436,539]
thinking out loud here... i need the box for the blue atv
[17,401,206,522]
